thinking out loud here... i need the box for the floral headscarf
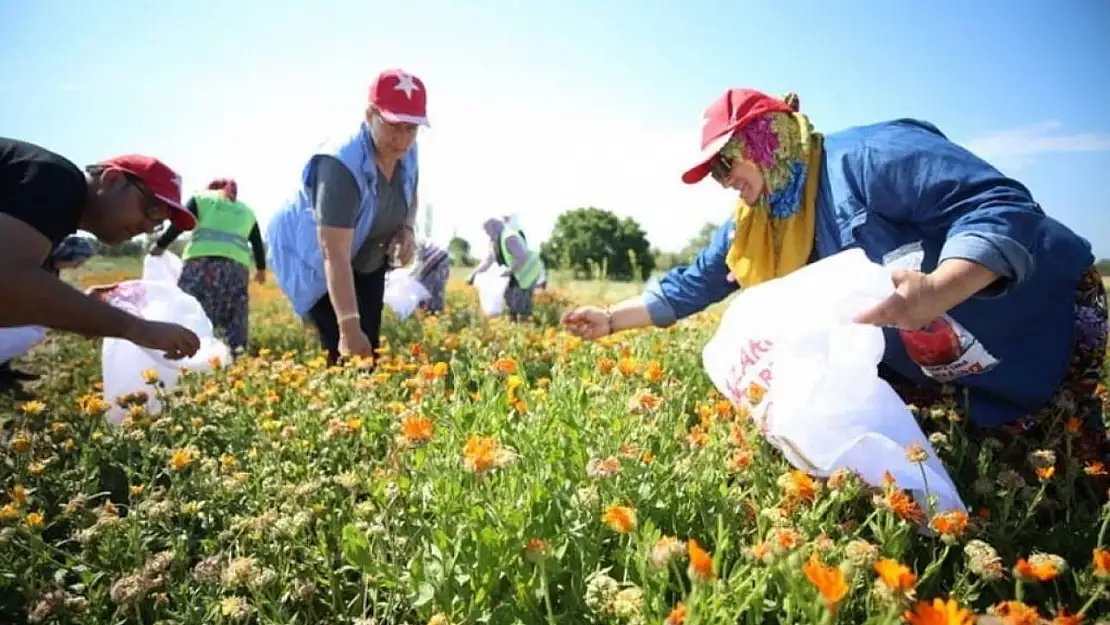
[709,95,823,288]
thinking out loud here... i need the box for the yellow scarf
[724,113,823,288]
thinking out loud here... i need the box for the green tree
[448,235,477,267]
[540,207,654,281]
[678,222,719,264]
[1096,258,1110,276]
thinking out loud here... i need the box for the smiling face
[86,169,171,244]
[710,155,766,205]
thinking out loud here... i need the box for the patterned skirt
[178,257,251,352]
[417,259,450,313]
[890,266,1109,501]
[505,280,535,318]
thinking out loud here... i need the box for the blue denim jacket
[644,119,1094,428]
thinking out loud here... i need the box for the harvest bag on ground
[702,249,967,515]
[474,266,511,318]
[100,252,232,424]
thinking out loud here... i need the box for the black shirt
[0,138,88,248]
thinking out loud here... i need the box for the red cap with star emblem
[369,68,430,127]
[681,88,795,185]
[97,154,196,230]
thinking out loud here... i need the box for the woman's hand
[561,306,611,340]
[854,261,999,330]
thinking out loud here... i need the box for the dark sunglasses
[125,176,170,221]
[709,154,732,183]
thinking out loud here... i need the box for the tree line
[92,211,1110,282]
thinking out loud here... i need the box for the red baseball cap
[681,88,795,185]
[97,154,196,230]
[369,68,430,127]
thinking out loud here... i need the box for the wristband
[603,306,614,336]
[337,313,360,326]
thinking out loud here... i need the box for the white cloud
[961,121,1110,171]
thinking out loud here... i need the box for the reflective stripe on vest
[192,227,251,253]
[500,229,542,289]
[183,192,257,268]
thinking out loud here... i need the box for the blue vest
[266,123,419,316]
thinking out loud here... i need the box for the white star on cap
[394,73,420,100]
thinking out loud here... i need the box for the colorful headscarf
[703,93,822,288]
[207,178,238,202]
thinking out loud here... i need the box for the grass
[0,257,1108,624]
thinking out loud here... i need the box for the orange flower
[462,434,514,474]
[644,360,663,383]
[1092,547,1110,578]
[802,553,848,611]
[617,358,639,376]
[989,601,1041,625]
[874,558,917,592]
[930,511,969,538]
[491,358,518,374]
[883,489,925,524]
[903,597,975,625]
[601,504,637,533]
[747,382,767,406]
[1051,608,1085,625]
[1064,417,1083,433]
[1084,461,1108,477]
[400,415,434,444]
[1013,557,1060,583]
[628,389,661,414]
[665,601,686,625]
[597,358,616,374]
[783,470,815,502]
[1035,466,1056,481]
[687,539,716,581]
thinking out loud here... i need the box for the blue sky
[2,0,1108,256]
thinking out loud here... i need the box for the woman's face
[368,109,419,159]
[712,156,765,205]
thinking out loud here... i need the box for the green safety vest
[182,191,258,269]
[499,227,542,289]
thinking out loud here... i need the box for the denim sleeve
[861,121,1048,296]
[642,220,739,326]
[308,156,361,229]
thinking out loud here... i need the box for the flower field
[2,271,1110,625]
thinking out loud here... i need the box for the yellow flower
[19,400,46,415]
[23,511,44,529]
[170,448,196,472]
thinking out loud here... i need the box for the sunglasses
[709,154,733,184]
[125,176,170,222]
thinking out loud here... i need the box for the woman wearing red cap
[151,178,266,355]
[266,69,426,364]
[562,89,1106,498]
[0,137,201,360]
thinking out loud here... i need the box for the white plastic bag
[0,326,48,362]
[474,267,511,318]
[702,249,966,515]
[100,279,231,425]
[142,251,184,284]
[383,269,431,321]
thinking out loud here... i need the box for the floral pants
[417,258,450,314]
[505,280,535,320]
[178,257,250,352]
[889,266,1109,499]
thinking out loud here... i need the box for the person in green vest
[150,178,266,354]
[467,216,544,321]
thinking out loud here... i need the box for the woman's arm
[861,120,1091,298]
[310,157,363,325]
[563,219,739,339]
[641,218,740,327]
[153,197,199,251]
